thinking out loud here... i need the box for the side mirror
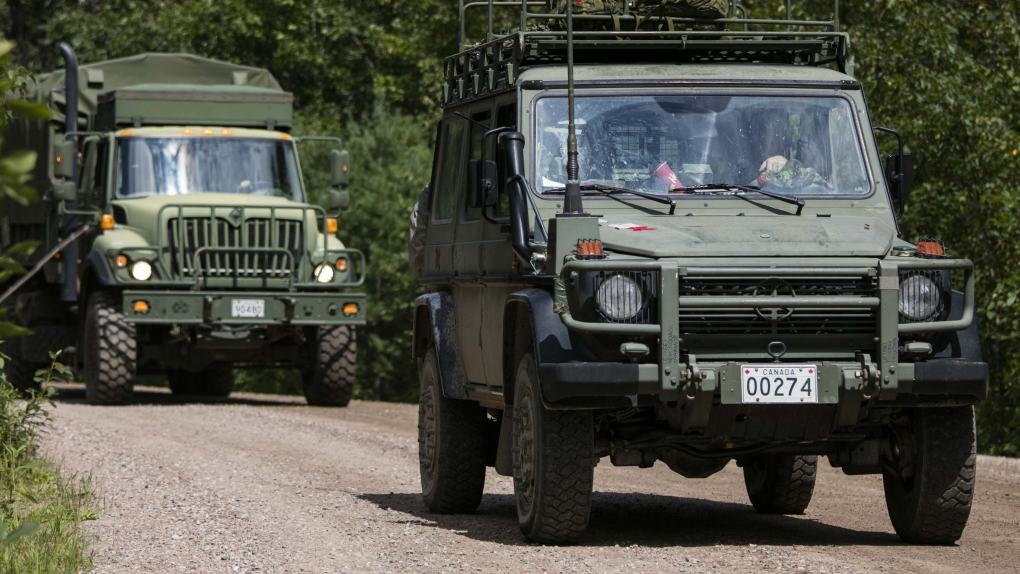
[330,149,350,188]
[53,141,74,179]
[328,189,350,211]
[467,159,498,209]
[884,153,913,206]
[53,181,77,201]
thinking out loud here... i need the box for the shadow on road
[359,490,903,548]
[47,383,306,408]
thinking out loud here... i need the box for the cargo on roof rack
[443,0,848,106]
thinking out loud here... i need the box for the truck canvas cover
[95,84,293,130]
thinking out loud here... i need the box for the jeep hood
[597,215,895,258]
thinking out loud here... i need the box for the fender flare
[502,288,598,405]
[933,290,983,362]
[83,249,118,287]
[412,292,468,400]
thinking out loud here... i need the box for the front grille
[168,217,303,280]
[678,275,878,336]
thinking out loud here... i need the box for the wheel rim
[419,380,439,494]
[514,389,536,520]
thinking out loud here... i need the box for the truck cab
[2,52,365,406]
[412,1,985,545]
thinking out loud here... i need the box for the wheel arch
[413,291,469,400]
[502,288,579,407]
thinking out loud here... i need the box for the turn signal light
[326,218,338,234]
[576,239,606,259]
[133,301,150,313]
[343,303,359,316]
[115,255,128,268]
[335,258,348,271]
[101,214,115,230]
[917,240,945,257]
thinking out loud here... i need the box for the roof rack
[443,0,849,107]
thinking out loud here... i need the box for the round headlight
[314,264,335,284]
[130,260,152,281]
[898,275,941,320]
[596,274,643,321]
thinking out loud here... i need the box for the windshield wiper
[672,183,805,216]
[546,183,676,215]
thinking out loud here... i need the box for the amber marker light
[335,258,348,271]
[115,255,128,268]
[120,130,133,136]
[201,129,214,135]
[279,133,290,140]
[343,303,359,316]
[101,214,115,231]
[182,129,195,135]
[917,240,946,256]
[222,129,234,135]
[133,301,150,313]
[326,218,338,234]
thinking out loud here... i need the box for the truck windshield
[115,137,303,200]
[535,95,870,196]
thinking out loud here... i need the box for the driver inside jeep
[751,110,826,190]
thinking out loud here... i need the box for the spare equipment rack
[445,0,849,106]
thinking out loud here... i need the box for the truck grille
[678,276,878,336]
[168,217,303,279]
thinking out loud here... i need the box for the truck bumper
[122,290,367,326]
[539,358,988,404]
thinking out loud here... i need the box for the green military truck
[1,46,366,406]
[412,1,986,545]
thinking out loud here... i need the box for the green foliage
[0,352,97,573]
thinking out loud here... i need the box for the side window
[91,141,108,206]
[495,103,517,217]
[464,110,492,221]
[432,120,468,224]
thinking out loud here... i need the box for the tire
[417,345,487,514]
[883,406,976,545]
[83,291,136,405]
[167,368,234,397]
[302,325,356,407]
[512,351,594,544]
[743,454,817,514]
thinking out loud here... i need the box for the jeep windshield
[535,95,870,196]
[114,137,304,200]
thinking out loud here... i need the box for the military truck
[411,0,986,545]
[1,47,366,406]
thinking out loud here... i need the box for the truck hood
[597,215,895,258]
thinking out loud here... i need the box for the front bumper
[122,290,367,326]
[552,257,979,404]
[539,358,988,404]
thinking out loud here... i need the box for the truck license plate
[740,365,818,404]
[231,299,265,318]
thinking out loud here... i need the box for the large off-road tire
[743,454,817,514]
[883,406,976,545]
[512,351,594,544]
[83,291,136,405]
[417,345,487,514]
[166,369,234,397]
[302,325,356,407]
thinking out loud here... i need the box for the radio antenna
[562,0,584,214]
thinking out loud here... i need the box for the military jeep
[412,1,986,545]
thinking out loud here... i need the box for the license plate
[740,365,818,404]
[231,299,265,318]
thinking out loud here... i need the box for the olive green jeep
[411,1,985,545]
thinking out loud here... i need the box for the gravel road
[41,383,1020,574]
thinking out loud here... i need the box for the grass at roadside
[0,354,99,573]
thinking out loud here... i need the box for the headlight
[898,275,941,321]
[130,261,153,281]
[596,274,643,321]
[314,264,335,284]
